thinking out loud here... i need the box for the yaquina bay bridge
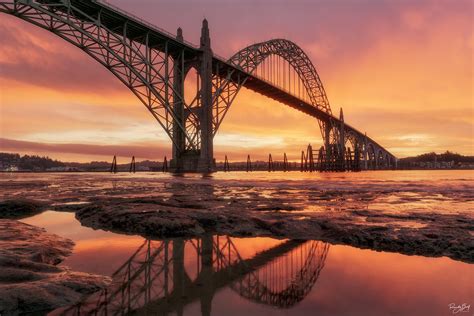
[1,0,396,172]
[52,237,329,315]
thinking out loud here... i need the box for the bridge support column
[170,22,215,173]
[338,108,345,171]
[197,19,215,172]
[324,122,331,170]
[171,28,187,172]
[363,133,368,170]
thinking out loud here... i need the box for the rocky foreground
[74,193,474,264]
[0,220,110,315]
[1,172,473,265]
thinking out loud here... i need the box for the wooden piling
[110,155,117,173]
[300,150,306,172]
[224,155,230,172]
[129,156,136,173]
[307,144,314,172]
[268,154,274,172]
[162,156,168,172]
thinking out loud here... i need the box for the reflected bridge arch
[53,237,330,315]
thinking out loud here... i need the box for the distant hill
[1,151,473,171]
[397,151,474,169]
[399,151,474,163]
[0,153,164,172]
[0,153,64,171]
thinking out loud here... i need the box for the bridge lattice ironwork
[0,0,397,171]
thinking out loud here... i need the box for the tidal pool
[20,210,473,316]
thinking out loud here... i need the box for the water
[3,170,474,315]
[19,210,473,316]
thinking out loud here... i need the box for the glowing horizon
[0,0,472,162]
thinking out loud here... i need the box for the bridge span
[1,0,396,172]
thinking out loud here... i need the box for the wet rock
[0,220,110,315]
[0,199,46,219]
[424,233,438,239]
[1,174,473,263]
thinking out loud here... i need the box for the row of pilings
[222,144,362,172]
[109,144,367,173]
[222,153,296,172]
[110,155,169,173]
[300,144,361,172]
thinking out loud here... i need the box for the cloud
[0,0,472,159]
[0,15,125,94]
[0,138,170,162]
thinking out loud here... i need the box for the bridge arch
[229,39,332,116]
[385,153,391,168]
[377,149,386,168]
[367,143,376,169]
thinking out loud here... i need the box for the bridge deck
[213,60,391,154]
[59,0,199,58]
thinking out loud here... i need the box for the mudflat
[1,171,472,263]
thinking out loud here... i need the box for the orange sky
[0,0,472,162]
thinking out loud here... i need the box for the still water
[21,208,473,316]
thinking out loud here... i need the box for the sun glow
[0,0,472,160]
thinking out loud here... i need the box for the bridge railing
[96,0,200,49]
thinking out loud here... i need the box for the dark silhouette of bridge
[1,0,396,172]
[52,237,329,315]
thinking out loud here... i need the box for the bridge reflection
[53,237,329,315]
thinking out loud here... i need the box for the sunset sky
[0,0,472,162]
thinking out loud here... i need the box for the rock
[0,199,46,219]
[1,174,473,263]
[0,220,110,315]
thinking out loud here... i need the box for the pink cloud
[0,138,170,162]
[0,0,472,159]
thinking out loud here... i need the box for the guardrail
[96,0,200,49]
[96,0,234,62]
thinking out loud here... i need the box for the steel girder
[211,65,248,137]
[224,39,334,143]
[343,131,395,169]
[228,39,332,115]
[222,40,396,166]
[0,0,201,151]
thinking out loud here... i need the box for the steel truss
[0,0,200,152]
[222,39,332,143]
[1,0,396,170]
[222,39,396,168]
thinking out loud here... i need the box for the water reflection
[53,237,329,315]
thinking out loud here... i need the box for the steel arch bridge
[0,0,396,172]
[52,237,330,315]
